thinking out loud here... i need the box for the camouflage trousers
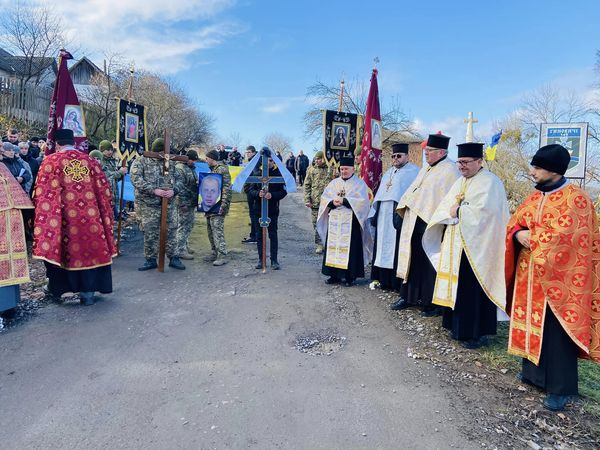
[176,206,196,256]
[136,202,178,259]
[207,214,227,258]
[311,208,322,245]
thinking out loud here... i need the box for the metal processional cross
[245,147,286,273]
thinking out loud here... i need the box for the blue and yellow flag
[485,130,503,161]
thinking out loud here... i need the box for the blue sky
[14,0,600,157]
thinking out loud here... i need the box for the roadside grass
[477,322,600,416]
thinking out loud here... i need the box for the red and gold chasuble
[0,164,33,286]
[33,149,116,270]
[505,184,600,364]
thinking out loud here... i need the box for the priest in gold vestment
[317,156,372,287]
[391,133,460,315]
[423,143,509,348]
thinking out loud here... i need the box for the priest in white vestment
[391,133,461,315]
[422,142,510,348]
[368,143,419,290]
[317,156,372,287]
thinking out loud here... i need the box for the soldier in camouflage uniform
[204,149,232,266]
[98,140,127,218]
[130,138,185,271]
[175,150,199,260]
[304,151,334,254]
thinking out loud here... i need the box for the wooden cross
[142,130,188,272]
[464,111,478,143]
[244,147,286,273]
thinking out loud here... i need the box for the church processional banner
[322,110,363,167]
[116,99,148,161]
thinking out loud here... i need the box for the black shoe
[271,261,281,270]
[390,298,410,311]
[344,279,354,287]
[242,236,257,244]
[325,277,340,285]
[421,306,442,317]
[168,257,186,270]
[543,394,570,411]
[461,336,488,349]
[255,261,263,269]
[138,258,158,271]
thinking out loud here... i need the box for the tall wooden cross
[464,111,478,143]
[143,130,188,272]
[244,147,286,273]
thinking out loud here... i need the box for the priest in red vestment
[33,129,116,306]
[0,163,34,316]
[505,144,600,411]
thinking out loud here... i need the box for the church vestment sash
[423,169,510,310]
[325,206,353,269]
[0,164,33,287]
[395,159,460,280]
[505,183,600,364]
[317,175,373,263]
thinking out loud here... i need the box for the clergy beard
[535,176,566,192]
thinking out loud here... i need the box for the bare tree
[263,132,292,155]
[226,131,242,149]
[303,78,418,145]
[1,1,68,87]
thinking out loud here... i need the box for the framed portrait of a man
[125,113,139,143]
[198,173,222,213]
[371,119,382,150]
[331,122,350,150]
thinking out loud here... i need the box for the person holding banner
[391,133,460,315]
[33,129,115,306]
[99,140,127,218]
[304,150,334,254]
[204,149,232,266]
[317,156,372,287]
[506,144,600,411]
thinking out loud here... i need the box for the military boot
[169,257,186,270]
[80,292,95,306]
[138,258,158,271]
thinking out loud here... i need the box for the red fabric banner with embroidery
[359,68,382,195]
[46,49,88,155]
[33,150,116,269]
[505,184,600,364]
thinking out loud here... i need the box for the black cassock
[370,201,402,291]
[45,263,113,296]
[442,251,497,341]
[400,216,436,307]
[321,199,365,282]
[521,308,579,396]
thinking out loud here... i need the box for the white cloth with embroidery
[395,158,460,280]
[317,175,373,267]
[422,169,510,311]
[368,162,419,268]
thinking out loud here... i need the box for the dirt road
[1,192,495,449]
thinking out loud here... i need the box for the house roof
[0,47,57,78]
[69,56,104,75]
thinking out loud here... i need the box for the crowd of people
[1,126,598,413]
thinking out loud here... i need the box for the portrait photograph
[198,173,222,213]
[125,113,139,143]
[331,122,350,150]
[63,105,86,137]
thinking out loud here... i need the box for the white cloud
[30,0,241,74]
[245,96,305,114]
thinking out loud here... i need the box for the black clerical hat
[457,142,484,158]
[391,143,409,154]
[426,133,450,150]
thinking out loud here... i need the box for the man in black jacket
[295,150,309,186]
[285,152,296,182]
[242,145,259,244]
[247,153,287,270]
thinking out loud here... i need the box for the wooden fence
[0,76,52,124]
